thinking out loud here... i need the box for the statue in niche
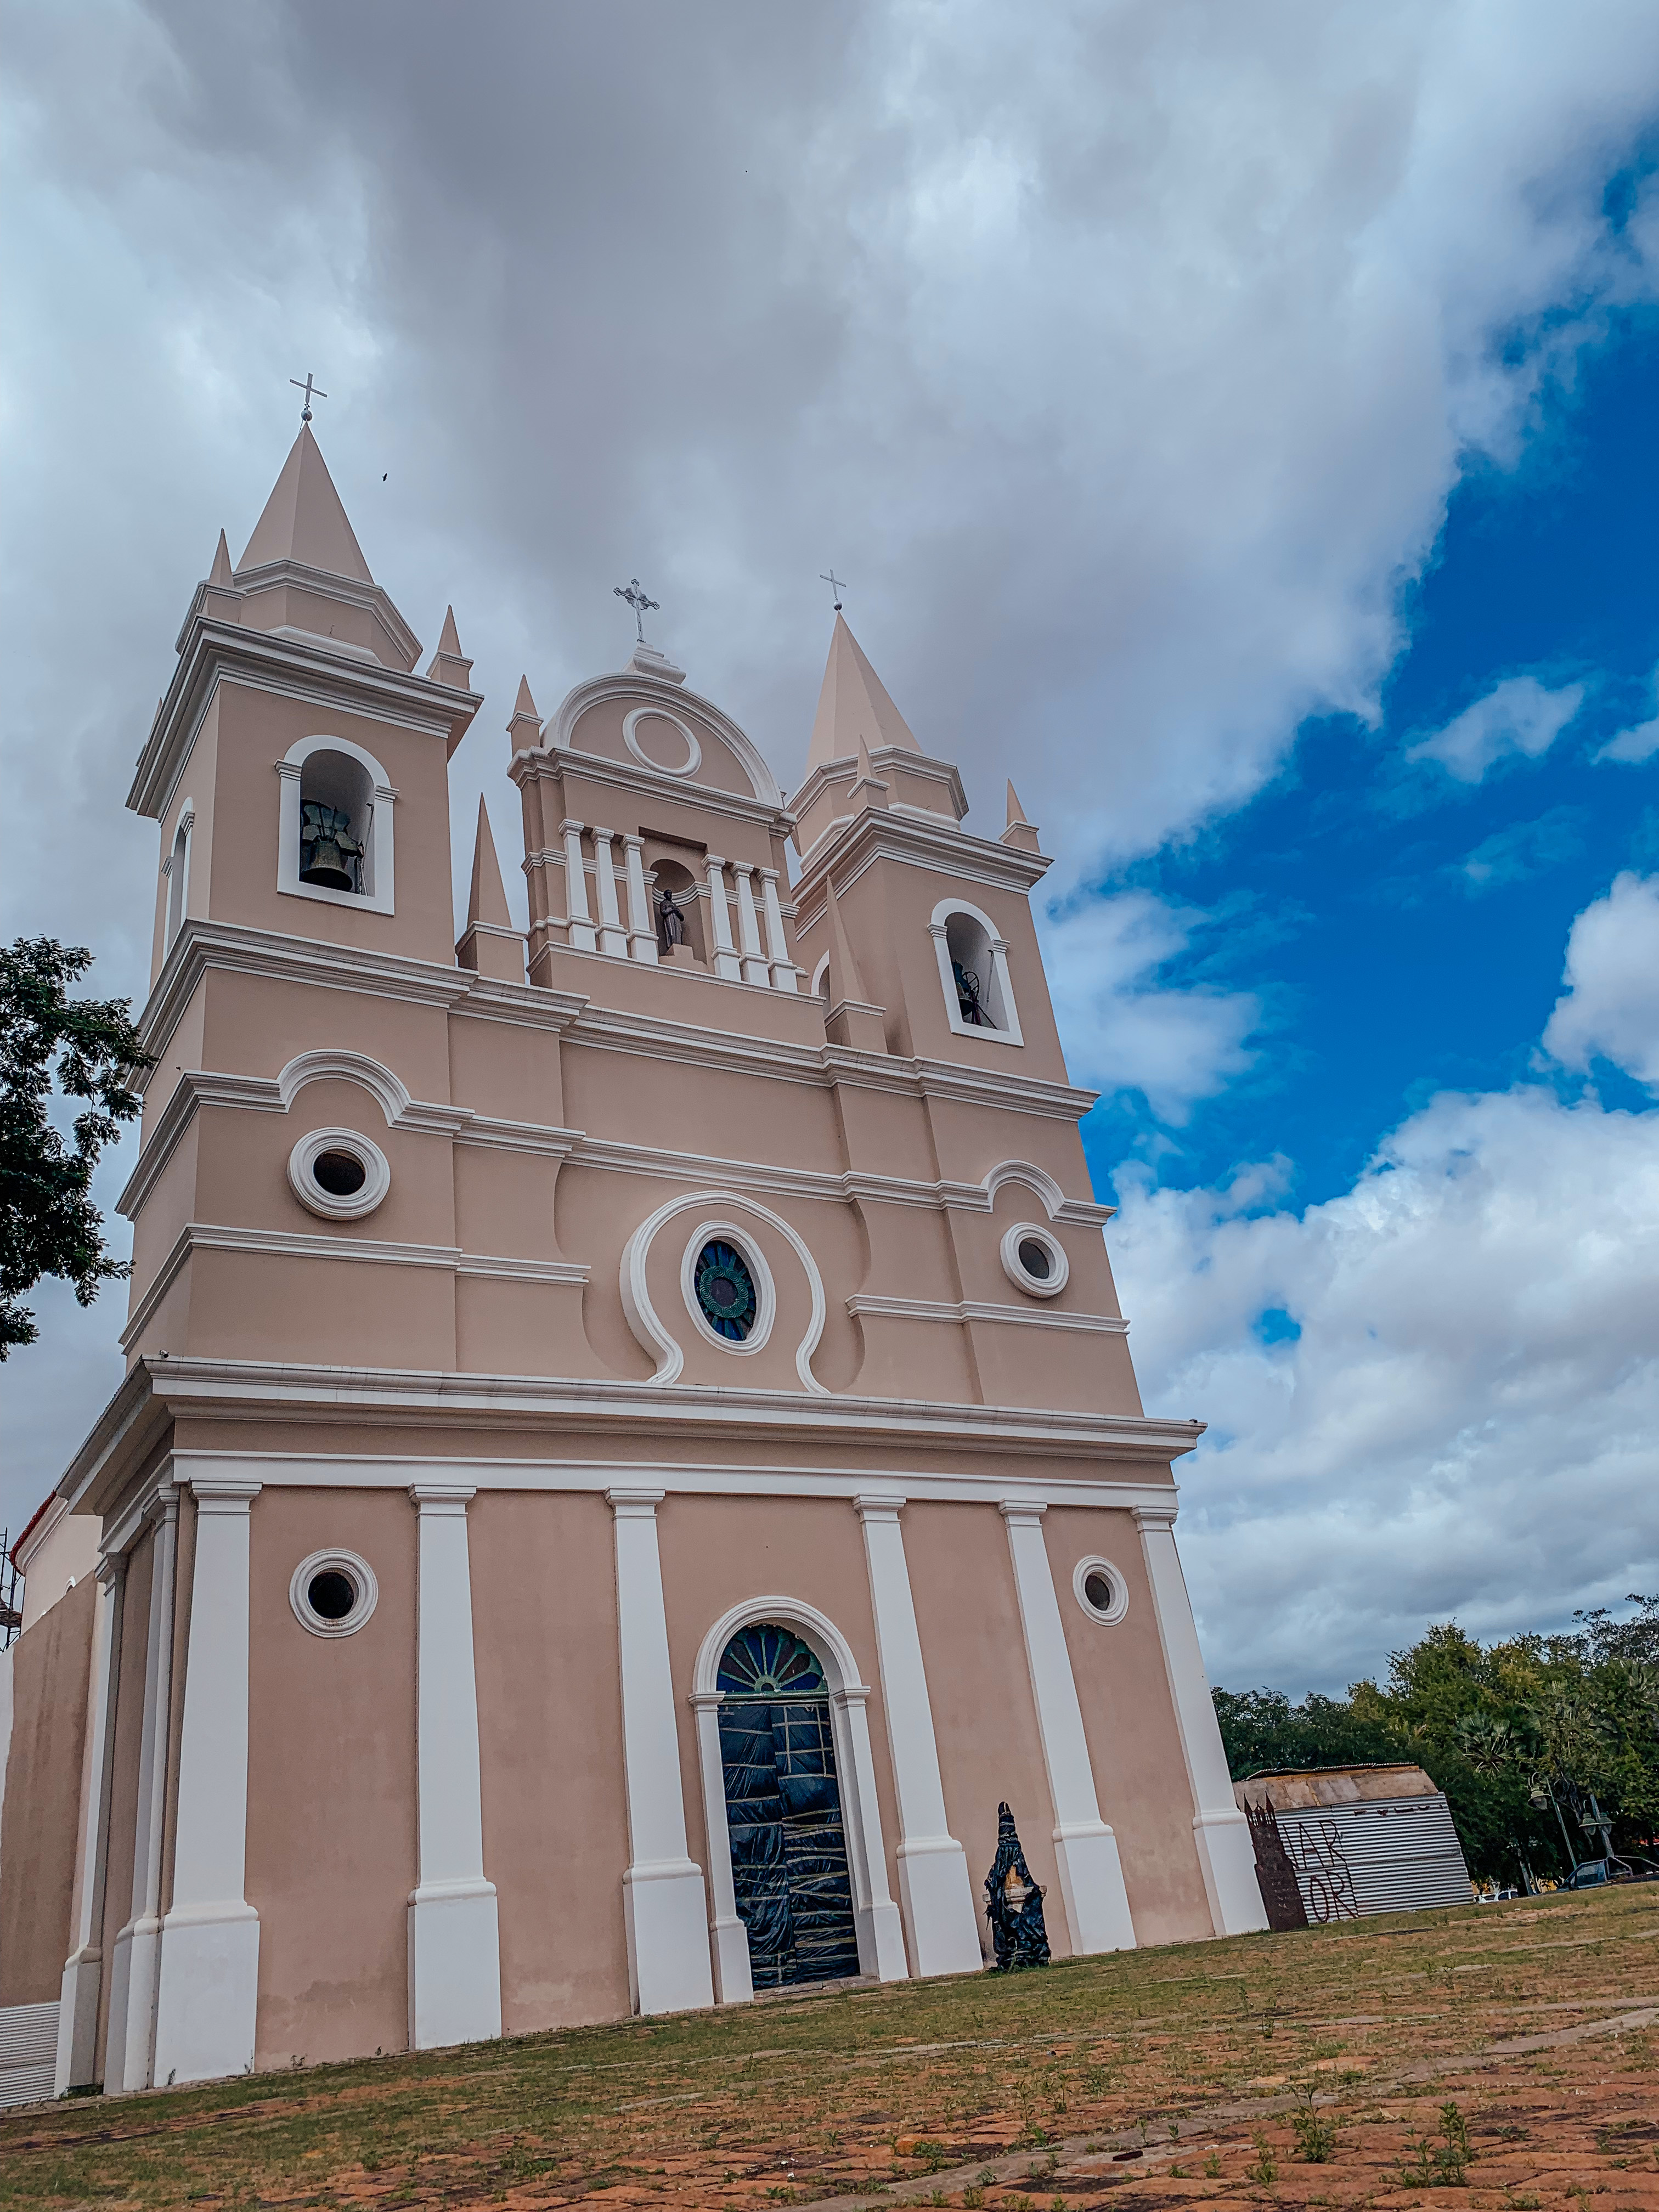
[656,887,689,955]
[984,1801,1050,1970]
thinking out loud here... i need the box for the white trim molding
[999,1222,1069,1300]
[928,896,1024,1047]
[289,1548,379,1638]
[153,1477,262,2088]
[847,1293,1126,1335]
[287,1127,391,1221]
[608,1491,715,2016]
[998,1502,1136,1955]
[408,1485,502,2049]
[276,1048,411,1124]
[1131,1505,1268,1938]
[54,1555,125,2094]
[620,1190,828,1393]
[276,732,396,916]
[690,1597,907,2000]
[623,703,702,778]
[853,1496,983,1978]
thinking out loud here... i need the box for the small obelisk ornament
[984,1802,1051,1971]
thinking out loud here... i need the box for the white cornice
[846,1294,1129,1334]
[793,799,1051,906]
[514,740,793,838]
[541,668,788,811]
[129,621,483,820]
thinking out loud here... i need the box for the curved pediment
[549,668,784,811]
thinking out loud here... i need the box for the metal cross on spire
[820,569,847,612]
[614,576,660,643]
[289,371,328,425]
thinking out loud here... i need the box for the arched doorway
[716,1622,862,1987]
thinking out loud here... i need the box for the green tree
[1,938,154,1355]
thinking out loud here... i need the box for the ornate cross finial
[289,371,328,425]
[820,569,847,612]
[614,576,660,644]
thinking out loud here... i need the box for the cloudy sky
[2,0,1656,1692]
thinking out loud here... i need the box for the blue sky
[2,0,1656,1690]
[1080,304,1659,1217]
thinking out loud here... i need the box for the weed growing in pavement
[1401,2102,1474,2187]
[1204,2151,1223,2177]
[962,2192,985,2209]
[1246,2131,1279,2185]
[1293,2106,1340,2162]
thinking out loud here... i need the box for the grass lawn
[3,1885,1654,2209]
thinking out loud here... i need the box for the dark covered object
[1245,1797,1309,1930]
[984,1801,1050,1970]
[716,1624,861,1988]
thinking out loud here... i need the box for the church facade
[0,427,1263,2101]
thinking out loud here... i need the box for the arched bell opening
[944,910,1006,1030]
[298,747,374,894]
[714,1621,862,1989]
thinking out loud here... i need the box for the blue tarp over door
[716,1624,862,1987]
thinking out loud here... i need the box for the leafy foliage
[1,939,153,1354]
[1214,1599,1659,1882]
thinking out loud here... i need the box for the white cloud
[1595,666,1659,762]
[1406,674,1587,783]
[1110,1078,1659,1692]
[1041,893,1260,1123]
[1542,870,1659,1087]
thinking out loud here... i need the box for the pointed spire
[506,674,544,753]
[236,424,373,583]
[1001,778,1042,855]
[456,798,526,984]
[805,613,919,774]
[849,733,890,812]
[209,530,234,586]
[823,874,868,1006]
[425,603,474,690]
[466,797,513,931]
[820,874,888,1053]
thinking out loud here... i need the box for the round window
[695,1239,758,1341]
[1073,1556,1128,1625]
[289,1549,379,1638]
[287,1127,391,1221]
[1000,1221,1068,1299]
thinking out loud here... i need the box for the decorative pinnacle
[289,371,328,425]
[614,576,659,644]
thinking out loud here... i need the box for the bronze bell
[299,802,363,891]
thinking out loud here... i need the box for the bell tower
[130,425,480,988]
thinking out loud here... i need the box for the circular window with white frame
[1074,1556,1128,1625]
[287,1127,391,1222]
[1001,1221,1068,1299]
[290,1549,379,1638]
[680,1223,776,1355]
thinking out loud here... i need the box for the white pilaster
[106,1486,180,2092]
[591,826,629,957]
[853,1496,982,1978]
[152,1478,261,2088]
[830,1685,910,1980]
[408,1484,502,2050]
[998,1502,1136,1954]
[608,1489,714,2015]
[54,1554,125,2094]
[703,857,743,981]
[690,1690,753,2003]
[758,869,800,992]
[1133,1505,1267,1936]
[622,835,659,963]
[560,818,597,951]
[730,864,770,985]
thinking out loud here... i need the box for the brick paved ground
[3,1885,1652,2210]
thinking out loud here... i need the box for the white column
[408,1484,502,2050]
[590,826,629,957]
[758,869,800,992]
[622,835,659,963]
[1133,1505,1267,1936]
[829,1685,910,1980]
[853,1496,982,1978]
[730,864,770,985]
[690,1691,753,2004]
[561,819,597,952]
[54,1553,125,2094]
[998,1502,1136,1954]
[153,1478,261,2088]
[703,857,743,981]
[608,1489,714,2015]
[106,1486,180,2092]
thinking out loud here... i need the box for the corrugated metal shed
[1234,1765,1472,1922]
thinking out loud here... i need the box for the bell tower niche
[130,425,481,984]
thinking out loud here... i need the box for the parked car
[1561,1855,1659,1888]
